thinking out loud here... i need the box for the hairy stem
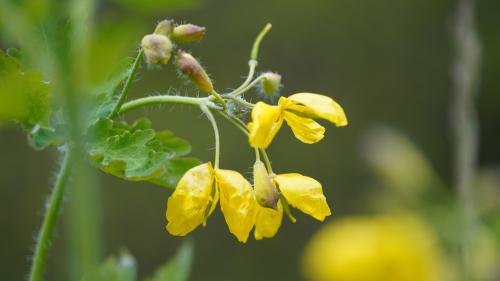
[29,150,72,281]
[226,95,256,107]
[119,95,220,114]
[110,49,144,118]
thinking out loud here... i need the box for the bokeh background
[1,0,499,280]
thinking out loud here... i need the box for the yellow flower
[166,162,256,243]
[253,164,331,240]
[248,93,348,148]
[302,214,449,281]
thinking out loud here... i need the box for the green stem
[260,149,273,174]
[251,23,272,61]
[226,95,256,107]
[110,49,144,118]
[200,105,221,168]
[229,60,258,95]
[218,112,249,136]
[229,74,266,98]
[451,0,481,280]
[229,23,271,96]
[119,95,219,114]
[29,150,73,281]
[209,89,227,108]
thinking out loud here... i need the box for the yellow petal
[274,173,331,221]
[287,93,348,126]
[166,162,216,236]
[283,111,325,144]
[254,201,283,240]
[248,102,284,148]
[215,169,256,243]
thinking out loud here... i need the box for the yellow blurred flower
[165,162,256,243]
[253,161,331,239]
[303,214,449,281]
[248,93,348,148]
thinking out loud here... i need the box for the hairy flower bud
[253,160,280,209]
[141,34,173,65]
[154,19,174,36]
[176,51,214,93]
[172,24,206,42]
[259,72,282,98]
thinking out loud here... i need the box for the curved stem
[110,49,144,118]
[229,60,258,95]
[29,150,73,281]
[230,74,266,98]
[218,111,249,136]
[251,23,272,61]
[119,95,219,114]
[229,23,271,96]
[209,89,227,108]
[200,105,221,169]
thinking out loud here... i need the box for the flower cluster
[142,20,348,242]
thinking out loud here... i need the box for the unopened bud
[154,19,174,36]
[141,34,173,65]
[260,72,282,97]
[176,51,213,93]
[172,24,206,42]
[253,160,280,209]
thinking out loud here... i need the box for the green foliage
[145,241,194,281]
[87,117,199,188]
[92,241,194,281]
[0,49,51,128]
[85,251,137,281]
[28,125,64,150]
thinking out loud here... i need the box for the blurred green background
[1,0,499,280]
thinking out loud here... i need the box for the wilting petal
[248,102,284,148]
[287,93,348,126]
[166,163,216,236]
[274,173,331,221]
[254,201,283,240]
[215,169,256,243]
[283,111,325,144]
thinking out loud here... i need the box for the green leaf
[84,56,135,126]
[85,251,137,281]
[145,240,194,281]
[87,117,200,188]
[0,49,51,128]
[28,125,64,150]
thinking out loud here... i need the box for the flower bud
[253,160,280,209]
[176,51,214,93]
[154,19,174,36]
[141,34,173,65]
[172,24,206,42]
[259,72,282,98]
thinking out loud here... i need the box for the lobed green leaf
[87,117,200,188]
